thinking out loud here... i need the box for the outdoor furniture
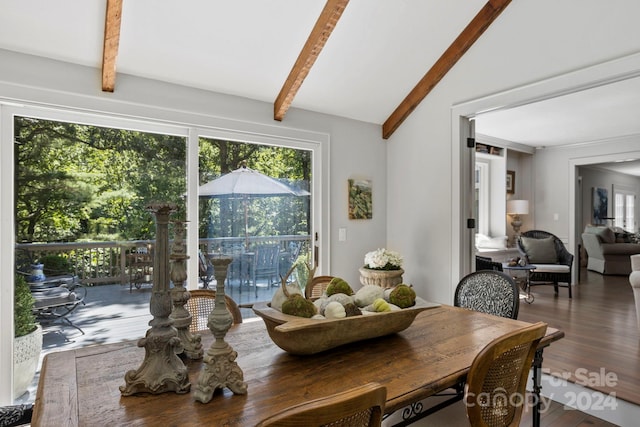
[454,270,520,319]
[185,289,242,332]
[197,251,213,289]
[245,244,281,296]
[465,321,547,427]
[256,382,386,427]
[127,246,153,292]
[32,305,564,427]
[28,275,86,334]
[517,230,573,298]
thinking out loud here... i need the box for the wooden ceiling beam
[274,0,349,121]
[101,0,123,92]
[382,0,512,139]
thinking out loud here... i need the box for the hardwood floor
[517,268,640,406]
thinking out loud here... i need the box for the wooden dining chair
[465,321,547,427]
[304,275,334,299]
[256,382,386,427]
[454,270,520,319]
[185,289,242,333]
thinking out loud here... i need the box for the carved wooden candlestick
[194,255,247,403]
[120,203,190,396]
[169,220,203,360]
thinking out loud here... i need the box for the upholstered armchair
[517,230,573,298]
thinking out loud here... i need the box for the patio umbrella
[198,164,309,248]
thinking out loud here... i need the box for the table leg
[531,348,544,427]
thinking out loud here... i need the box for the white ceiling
[1,1,640,174]
[0,0,486,125]
[475,76,640,176]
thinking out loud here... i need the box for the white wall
[386,0,640,305]
[0,49,387,402]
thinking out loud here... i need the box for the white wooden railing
[15,235,310,285]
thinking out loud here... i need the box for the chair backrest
[475,255,503,272]
[305,275,334,299]
[517,230,573,265]
[465,322,547,427]
[254,244,280,272]
[185,289,242,332]
[454,270,520,319]
[256,382,386,427]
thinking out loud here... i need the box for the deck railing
[15,235,311,286]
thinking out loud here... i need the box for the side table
[502,263,536,304]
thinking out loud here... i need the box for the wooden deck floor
[19,270,639,426]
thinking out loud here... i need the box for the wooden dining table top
[32,304,563,427]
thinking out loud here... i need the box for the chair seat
[530,264,570,273]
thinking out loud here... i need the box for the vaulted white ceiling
[1,0,640,152]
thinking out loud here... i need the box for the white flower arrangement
[363,248,403,270]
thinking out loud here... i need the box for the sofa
[581,226,640,275]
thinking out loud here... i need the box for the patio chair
[256,382,386,427]
[29,275,87,334]
[185,289,242,333]
[454,270,520,319]
[198,250,213,289]
[127,245,153,292]
[247,244,280,297]
[465,322,547,427]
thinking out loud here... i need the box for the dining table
[32,304,563,427]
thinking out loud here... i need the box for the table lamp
[507,199,529,244]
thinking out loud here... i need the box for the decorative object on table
[359,248,404,288]
[506,170,515,194]
[28,263,45,282]
[197,161,309,249]
[348,178,372,219]
[120,203,190,396]
[169,220,203,360]
[592,186,608,225]
[506,199,529,246]
[252,297,439,355]
[194,255,247,403]
[13,273,43,398]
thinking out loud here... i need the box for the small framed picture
[348,178,372,219]
[506,170,515,194]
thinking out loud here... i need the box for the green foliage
[14,117,310,244]
[40,254,72,274]
[14,274,38,337]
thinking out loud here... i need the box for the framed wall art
[592,186,608,225]
[348,178,372,219]
[506,170,515,194]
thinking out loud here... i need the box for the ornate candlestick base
[120,203,190,396]
[169,221,203,360]
[194,256,247,403]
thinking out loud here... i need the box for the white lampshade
[507,199,529,215]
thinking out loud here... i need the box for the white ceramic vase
[359,267,404,289]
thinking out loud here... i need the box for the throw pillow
[520,236,557,264]
[596,227,616,244]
